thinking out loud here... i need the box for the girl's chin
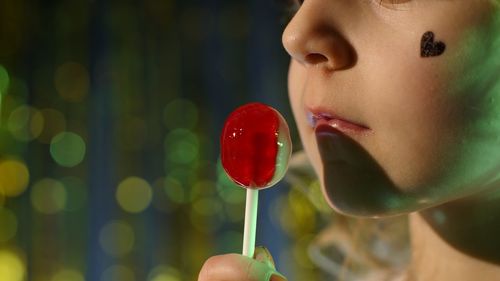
[313,123,473,218]
[322,187,431,218]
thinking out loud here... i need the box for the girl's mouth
[307,111,372,135]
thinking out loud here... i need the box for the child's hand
[198,246,287,281]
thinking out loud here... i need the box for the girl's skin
[199,0,500,280]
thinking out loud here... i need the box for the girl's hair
[285,151,410,281]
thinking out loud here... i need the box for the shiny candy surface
[221,103,291,189]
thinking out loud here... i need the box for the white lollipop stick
[242,188,259,257]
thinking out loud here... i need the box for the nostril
[305,53,328,64]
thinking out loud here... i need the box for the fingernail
[254,246,276,268]
[269,272,287,281]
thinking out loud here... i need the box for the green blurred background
[0,0,330,280]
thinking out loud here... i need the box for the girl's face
[283,0,500,217]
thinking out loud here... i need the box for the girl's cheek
[287,61,323,175]
[394,11,500,193]
[287,61,303,135]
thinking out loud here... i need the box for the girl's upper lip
[306,109,371,131]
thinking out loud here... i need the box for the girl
[199,0,500,280]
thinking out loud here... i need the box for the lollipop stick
[242,188,259,257]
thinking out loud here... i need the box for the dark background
[0,0,326,280]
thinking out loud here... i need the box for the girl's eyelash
[376,0,412,8]
[279,0,408,8]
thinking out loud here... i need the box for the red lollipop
[220,102,292,257]
[221,102,291,188]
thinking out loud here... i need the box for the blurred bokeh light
[30,178,67,214]
[0,158,29,197]
[51,269,86,281]
[50,131,86,167]
[116,177,152,213]
[99,220,135,258]
[0,247,26,281]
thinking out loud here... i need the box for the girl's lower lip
[314,118,371,135]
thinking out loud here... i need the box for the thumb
[253,246,287,281]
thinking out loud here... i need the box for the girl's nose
[281,2,355,71]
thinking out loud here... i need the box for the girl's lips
[307,111,371,135]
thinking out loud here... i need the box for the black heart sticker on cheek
[421,31,446,57]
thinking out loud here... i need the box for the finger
[198,254,246,281]
[198,254,287,281]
